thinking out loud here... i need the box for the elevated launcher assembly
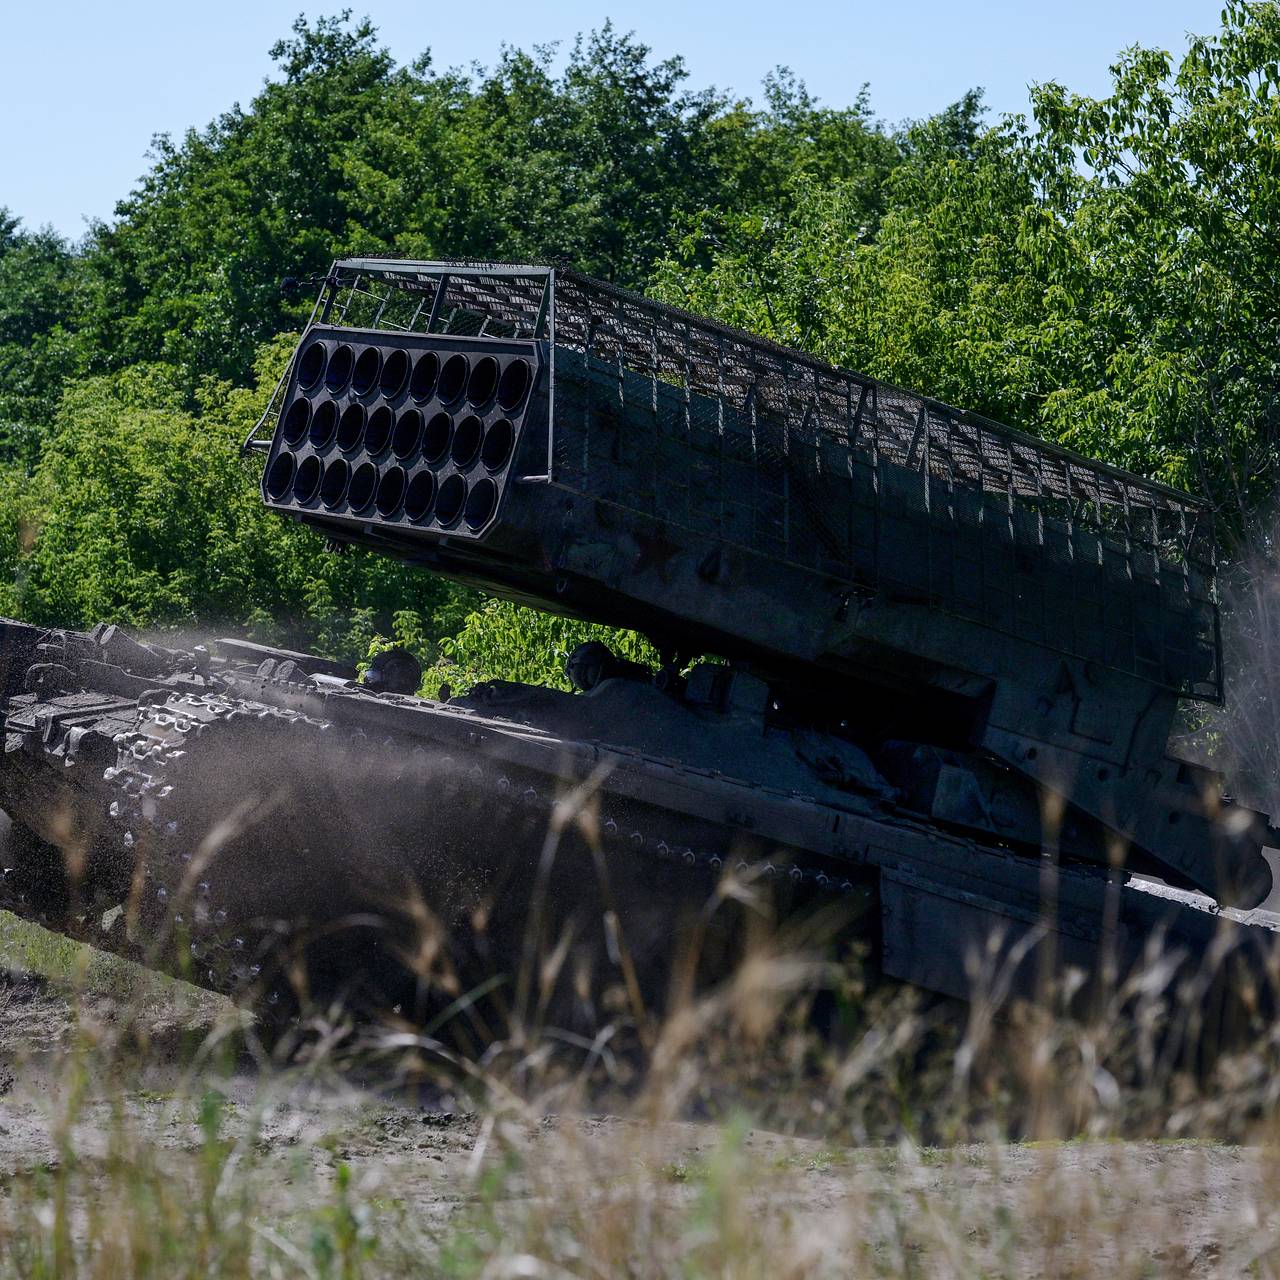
[246,259,1266,914]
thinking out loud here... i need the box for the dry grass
[3,793,1280,1278]
[0,896,1279,1280]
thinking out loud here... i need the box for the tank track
[0,671,865,1013]
[2,624,1278,1025]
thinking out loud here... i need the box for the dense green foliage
[418,601,659,698]
[0,213,82,466]
[3,4,1280,687]
[0,340,466,661]
[0,13,907,670]
[656,2,1280,551]
[63,17,900,392]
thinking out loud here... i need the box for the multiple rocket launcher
[249,260,1272,910]
[0,256,1272,1024]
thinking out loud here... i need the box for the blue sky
[2,0,1225,240]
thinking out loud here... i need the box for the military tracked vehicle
[0,258,1277,1017]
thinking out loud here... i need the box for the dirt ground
[0,924,1277,1277]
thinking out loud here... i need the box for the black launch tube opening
[424,412,452,463]
[467,355,500,407]
[405,469,437,521]
[337,402,366,453]
[348,461,378,512]
[325,343,355,392]
[435,473,466,525]
[365,405,394,455]
[497,357,532,411]
[265,451,296,501]
[463,477,499,530]
[308,399,339,449]
[410,350,439,401]
[293,454,323,504]
[352,346,383,396]
[380,348,411,398]
[451,415,483,468]
[280,397,311,446]
[481,418,515,472]
[392,408,424,460]
[320,457,350,509]
[297,342,327,390]
[438,353,469,404]
[376,466,407,516]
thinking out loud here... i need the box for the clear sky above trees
[2,0,1227,238]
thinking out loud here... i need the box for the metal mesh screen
[245,260,552,453]
[320,259,552,340]
[549,272,1220,700]
[256,260,1221,700]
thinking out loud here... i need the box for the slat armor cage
[249,260,1222,700]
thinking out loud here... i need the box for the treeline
[2,4,1279,682]
[0,18,903,449]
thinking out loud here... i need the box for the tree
[0,213,86,466]
[0,337,470,657]
[77,14,405,386]
[1026,0,1280,544]
[0,15,932,670]
[653,92,1052,429]
[655,4,1280,796]
[67,15,912,401]
[659,3,1280,551]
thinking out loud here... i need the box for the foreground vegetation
[1,787,1278,1277]
[2,886,1280,1278]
